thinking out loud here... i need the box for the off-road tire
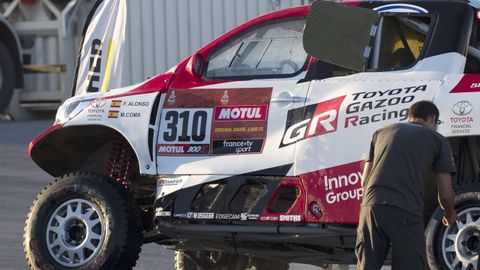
[0,40,16,114]
[23,172,143,270]
[426,190,480,270]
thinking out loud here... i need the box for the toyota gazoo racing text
[23,1,480,269]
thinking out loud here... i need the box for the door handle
[271,95,306,103]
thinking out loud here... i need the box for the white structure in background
[123,0,311,85]
[0,0,311,119]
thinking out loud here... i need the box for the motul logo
[280,96,345,147]
[214,105,268,121]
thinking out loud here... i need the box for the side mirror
[192,53,205,77]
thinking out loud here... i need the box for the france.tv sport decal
[157,88,272,156]
[373,4,428,13]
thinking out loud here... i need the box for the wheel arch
[29,124,141,178]
[424,136,480,219]
[0,17,23,88]
[447,136,480,188]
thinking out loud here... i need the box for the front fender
[29,124,140,177]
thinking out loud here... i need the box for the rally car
[23,0,480,269]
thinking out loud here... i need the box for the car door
[294,1,446,224]
[156,13,311,179]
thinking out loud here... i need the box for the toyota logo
[452,101,473,116]
[91,98,106,108]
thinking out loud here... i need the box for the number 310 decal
[160,109,212,144]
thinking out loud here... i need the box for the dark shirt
[362,122,456,216]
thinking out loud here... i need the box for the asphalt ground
[0,120,175,270]
[0,120,358,270]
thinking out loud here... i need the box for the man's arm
[361,161,372,188]
[436,172,457,226]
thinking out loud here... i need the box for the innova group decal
[300,161,364,224]
[157,88,272,156]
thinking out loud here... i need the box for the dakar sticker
[167,90,176,105]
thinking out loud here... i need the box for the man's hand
[442,210,457,226]
[436,172,456,226]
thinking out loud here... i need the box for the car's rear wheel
[426,191,480,270]
[24,172,143,270]
[0,40,16,114]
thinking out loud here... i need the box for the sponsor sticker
[157,144,209,155]
[123,101,150,107]
[450,101,474,134]
[157,177,183,186]
[120,112,141,118]
[344,85,426,128]
[279,215,302,222]
[158,88,272,156]
[155,209,171,217]
[212,139,264,155]
[323,171,364,204]
[214,105,268,122]
[173,213,187,218]
[280,96,345,147]
[186,212,214,219]
[91,98,106,108]
[220,90,229,105]
[167,90,176,105]
[260,216,279,222]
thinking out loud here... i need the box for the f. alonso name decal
[280,96,346,147]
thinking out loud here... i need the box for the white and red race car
[24,1,480,269]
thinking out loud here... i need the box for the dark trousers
[355,205,426,270]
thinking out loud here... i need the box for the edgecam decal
[280,96,345,147]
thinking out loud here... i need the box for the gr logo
[280,96,346,147]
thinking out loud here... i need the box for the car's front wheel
[426,190,480,270]
[23,172,143,270]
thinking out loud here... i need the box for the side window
[466,20,480,73]
[205,17,308,79]
[369,15,431,70]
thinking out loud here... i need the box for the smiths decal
[280,96,345,147]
